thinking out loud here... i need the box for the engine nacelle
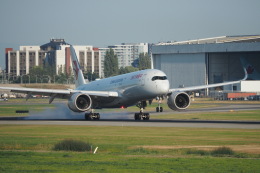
[68,93,92,112]
[167,92,190,111]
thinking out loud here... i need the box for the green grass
[1,150,259,173]
[0,103,55,116]
[53,139,93,152]
[152,110,260,121]
[186,147,235,157]
[0,98,260,171]
[0,125,260,172]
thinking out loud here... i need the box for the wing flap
[0,87,71,95]
[72,90,119,97]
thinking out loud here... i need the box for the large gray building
[152,35,260,92]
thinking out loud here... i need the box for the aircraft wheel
[156,107,159,112]
[134,113,141,120]
[85,113,92,120]
[85,113,99,120]
[160,107,163,112]
[85,113,88,120]
[143,113,150,120]
[94,113,100,120]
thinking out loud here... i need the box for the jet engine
[68,93,92,112]
[167,92,190,111]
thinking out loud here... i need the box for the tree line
[104,48,151,78]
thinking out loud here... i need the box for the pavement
[1,102,260,129]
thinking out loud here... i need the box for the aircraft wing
[0,87,119,100]
[169,68,248,93]
[169,80,241,92]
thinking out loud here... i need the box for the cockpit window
[152,76,167,81]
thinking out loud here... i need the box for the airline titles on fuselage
[130,74,143,80]
[110,78,124,84]
[110,73,144,84]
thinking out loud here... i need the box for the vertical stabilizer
[240,57,260,80]
[70,45,86,88]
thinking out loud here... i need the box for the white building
[54,45,101,76]
[7,46,43,77]
[6,40,149,79]
[224,81,260,93]
[6,39,101,78]
[99,43,148,77]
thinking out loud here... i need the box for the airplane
[0,46,248,120]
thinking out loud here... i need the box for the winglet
[242,65,248,81]
[240,57,260,80]
[70,45,86,88]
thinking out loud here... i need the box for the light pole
[21,74,31,84]
[45,75,51,83]
[35,75,38,83]
[1,70,3,84]
[53,75,60,84]
[7,72,14,84]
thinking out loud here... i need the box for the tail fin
[70,45,86,88]
[240,57,260,80]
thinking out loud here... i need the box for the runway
[0,103,260,129]
[161,103,260,114]
[0,119,260,129]
[1,117,260,129]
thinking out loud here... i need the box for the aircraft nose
[158,81,170,94]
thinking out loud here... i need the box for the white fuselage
[76,69,170,108]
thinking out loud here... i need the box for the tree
[55,73,67,84]
[138,53,151,70]
[84,71,99,82]
[104,49,119,77]
[44,63,56,77]
[29,66,45,83]
[119,66,139,74]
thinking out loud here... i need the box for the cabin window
[152,76,167,81]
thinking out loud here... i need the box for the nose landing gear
[156,97,163,112]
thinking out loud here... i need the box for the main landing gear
[85,110,100,120]
[135,101,150,120]
[134,112,150,120]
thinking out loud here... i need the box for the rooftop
[157,35,260,46]
[40,39,70,51]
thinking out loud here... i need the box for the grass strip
[0,125,260,172]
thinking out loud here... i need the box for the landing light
[121,106,126,109]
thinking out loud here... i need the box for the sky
[1,0,260,69]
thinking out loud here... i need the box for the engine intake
[68,93,92,112]
[167,92,190,111]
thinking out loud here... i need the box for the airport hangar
[151,35,260,96]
